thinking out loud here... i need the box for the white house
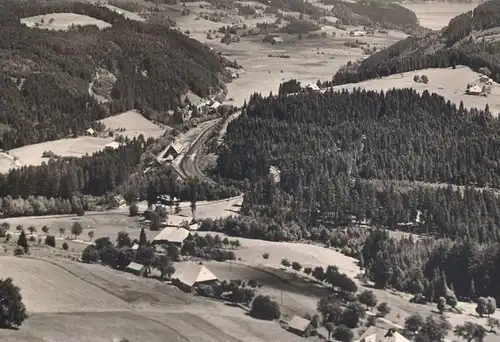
[467,84,483,95]
[305,83,320,91]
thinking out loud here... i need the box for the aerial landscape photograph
[1,0,500,341]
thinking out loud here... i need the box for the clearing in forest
[330,66,500,115]
[99,110,168,140]
[20,13,112,31]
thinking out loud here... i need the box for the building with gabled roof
[152,226,190,246]
[165,141,183,159]
[356,327,410,342]
[125,262,145,276]
[287,316,316,337]
[171,262,218,292]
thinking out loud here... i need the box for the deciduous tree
[0,278,28,328]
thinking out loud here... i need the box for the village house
[171,262,218,292]
[105,141,121,149]
[305,83,320,92]
[152,226,191,246]
[356,327,410,342]
[164,141,183,160]
[85,128,95,136]
[466,84,483,95]
[287,316,317,337]
[125,262,146,276]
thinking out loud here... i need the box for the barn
[152,226,191,246]
[171,262,218,292]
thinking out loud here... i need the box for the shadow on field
[209,262,331,298]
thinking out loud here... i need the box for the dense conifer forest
[0,1,233,150]
[215,88,500,240]
[330,0,500,85]
[209,86,500,299]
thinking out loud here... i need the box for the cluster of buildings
[286,317,410,341]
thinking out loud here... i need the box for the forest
[215,88,500,241]
[210,86,500,300]
[0,134,239,217]
[320,0,420,32]
[0,1,234,150]
[250,0,420,32]
[330,0,500,85]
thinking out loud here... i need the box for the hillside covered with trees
[0,1,233,150]
[249,0,421,32]
[215,88,500,239]
[330,0,500,85]
[210,87,500,299]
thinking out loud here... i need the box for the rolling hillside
[330,0,500,85]
[0,1,234,150]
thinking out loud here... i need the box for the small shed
[111,195,126,208]
[125,262,145,276]
[85,128,95,136]
[287,316,316,337]
[171,262,218,292]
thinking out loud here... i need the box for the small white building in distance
[467,84,483,95]
[271,36,283,44]
[305,83,320,91]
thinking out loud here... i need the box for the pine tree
[17,231,28,253]
[139,228,147,246]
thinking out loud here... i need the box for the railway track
[176,119,220,185]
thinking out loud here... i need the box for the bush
[13,247,24,256]
[45,235,56,247]
[250,295,281,320]
[82,245,99,263]
[0,278,28,328]
[129,204,139,217]
[62,242,69,250]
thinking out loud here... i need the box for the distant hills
[0,1,233,150]
[330,0,500,85]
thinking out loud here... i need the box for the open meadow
[330,66,500,115]
[0,256,308,342]
[20,13,111,30]
[401,2,478,30]
[99,110,168,140]
[169,1,407,106]
[0,137,115,173]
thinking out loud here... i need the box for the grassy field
[1,196,243,252]
[401,2,477,30]
[0,256,308,342]
[99,110,168,140]
[0,257,129,313]
[331,66,500,115]
[0,137,114,173]
[169,1,407,107]
[20,13,111,31]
